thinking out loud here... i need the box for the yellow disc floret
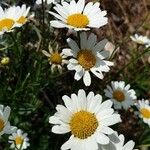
[77,50,96,70]
[17,16,27,24]
[50,52,62,64]
[0,118,5,132]
[67,13,89,28]
[140,108,150,119]
[15,136,24,145]
[113,90,125,102]
[70,110,98,139]
[0,19,15,31]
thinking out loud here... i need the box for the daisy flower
[104,81,137,110]
[0,6,19,35]
[42,44,68,73]
[0,105,16,136]
[130,34,150,47]
[15,5,31,27]
[9,129,30,150]
[99,132,135,150]
[49,89,121,150]
[63,32,114,86]
[49,0,108,31]
[136,99,150,127]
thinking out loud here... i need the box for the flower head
[0,6,19,35]
[0,105,16,136]
[15,5,31,27]
[49,89,121,150]
[1,56,10,65]
[9,129,30,150]
[104,81,137,110]
[42,44,68,73]
[130,34,150,47]
[63,32,114,86]
[136,99,150,127]
[49,0,108,31]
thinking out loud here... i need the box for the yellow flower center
[140,108,150,119]
[0,19,15,31]
[113,90,125,102]
[50,52,62,64]
[77,50,96,70]
[67,13,89,28]
[17,16,27,24]
[70,110,98,139]
[0,118,5,132]
[15,136,24,145]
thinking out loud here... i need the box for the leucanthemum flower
[0,105,16,136]
[63,32,114,86]
[49,89,121,150]
[14,5,31,27]
[42,44,68,73]
[0,6,19,35]
[49,0,108,31]
[136,99,150,127]
[9,129,30,150]
[99,132,135,150]
[104,81,137,110]
[130,34,150,47]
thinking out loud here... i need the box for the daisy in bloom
[130,34,150,47]
[49,89,121,150]
[42,44,68,73]
[99,132,135,150]
[14,5,31,27]
[0,6,20,35]
[49,0,108,31]
[9,129,30,150]
[104,81,137,110]
[36,0,57,5]
[63,32,114,86]
[136,99,150,127]
[0,105,16,136]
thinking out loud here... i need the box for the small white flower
[14,4,31,27]
[36,0,57,5]
[0,6,19,35]
[63,32,113,86]
[0,105,16,136]
[49,0,108,31]
[136,99,150,127]
[99,132,136,150]
[9,129,30,150]
[104,81,137,110]
[49,89,121,150]
[42,44,68,73]
[130,34,150,47]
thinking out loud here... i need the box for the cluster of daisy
[0,104,29,150]
[46,0,150,149]
[0,4,31,35]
